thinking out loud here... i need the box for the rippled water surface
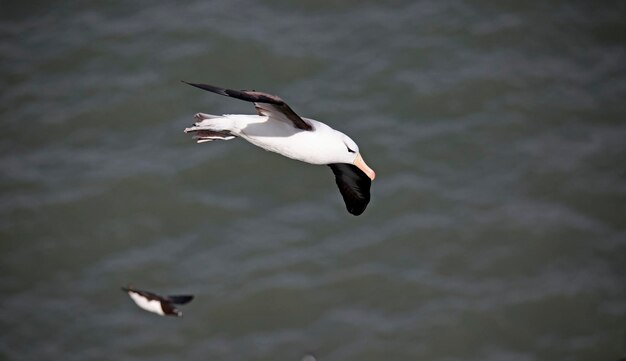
[1,1,625,360]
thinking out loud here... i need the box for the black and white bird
[182,82,376,216]
[122,286,194,317]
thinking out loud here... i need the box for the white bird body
[128,291,165,315]
[190,114,357,165]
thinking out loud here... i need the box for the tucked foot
[194,113,219,122]
[185,128,236,143]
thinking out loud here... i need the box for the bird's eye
[346,145,356,153]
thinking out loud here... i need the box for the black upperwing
[328,163,371,216]
[182,81,313,131]
[167,295,194,305]
[121,286,163,301]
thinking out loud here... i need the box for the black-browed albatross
[182,82,376,215]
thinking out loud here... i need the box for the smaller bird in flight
[122,285,194,317]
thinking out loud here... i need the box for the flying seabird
[182,82,376,215]
[122,285,194,317]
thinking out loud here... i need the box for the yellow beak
[353,153,376,180]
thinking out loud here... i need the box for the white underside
[188,114,358,165]
[129,292,165,315]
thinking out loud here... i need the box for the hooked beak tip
[354,153,376,181]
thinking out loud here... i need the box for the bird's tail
[184,113,237,143]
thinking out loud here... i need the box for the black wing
[328,163,371,216]
[182,81,313,131]
[121,286,163,301]
[167,295,194,305]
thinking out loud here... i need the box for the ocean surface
[1,1,625,360]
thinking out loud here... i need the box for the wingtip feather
[328,163,371,216]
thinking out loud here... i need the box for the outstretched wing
[121,286,162,301]
[328,163,371,216]
[167,295,194,305]
[182,81,313,131]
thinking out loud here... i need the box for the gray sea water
[1,1,625,360]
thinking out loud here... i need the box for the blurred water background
[1,1,625,360]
